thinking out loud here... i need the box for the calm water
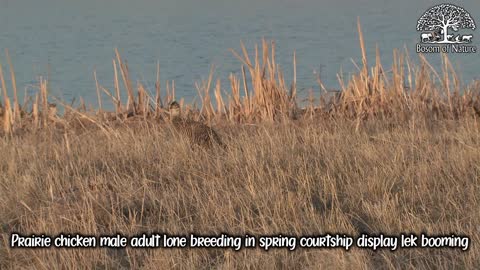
[0,0,479,108]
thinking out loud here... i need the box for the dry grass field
[1,117,479,269]
[0,22,479,269]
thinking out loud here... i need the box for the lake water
[0,0,479,108]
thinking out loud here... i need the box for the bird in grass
[168,101,225,148]
[48,103,57,120]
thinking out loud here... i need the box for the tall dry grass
[0,20,479,136]
[0,119,479,269]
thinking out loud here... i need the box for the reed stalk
[0,59,12,134]
[5,49,20,122]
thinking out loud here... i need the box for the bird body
[168,101,225,148]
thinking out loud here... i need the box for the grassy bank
[0,20,480,268]
[0,118,479,269]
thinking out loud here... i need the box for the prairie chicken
[48,103,57,120]
[168,101,225,148]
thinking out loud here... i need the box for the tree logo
[416,4,477,54]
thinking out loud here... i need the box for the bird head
[168,101,181,118]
